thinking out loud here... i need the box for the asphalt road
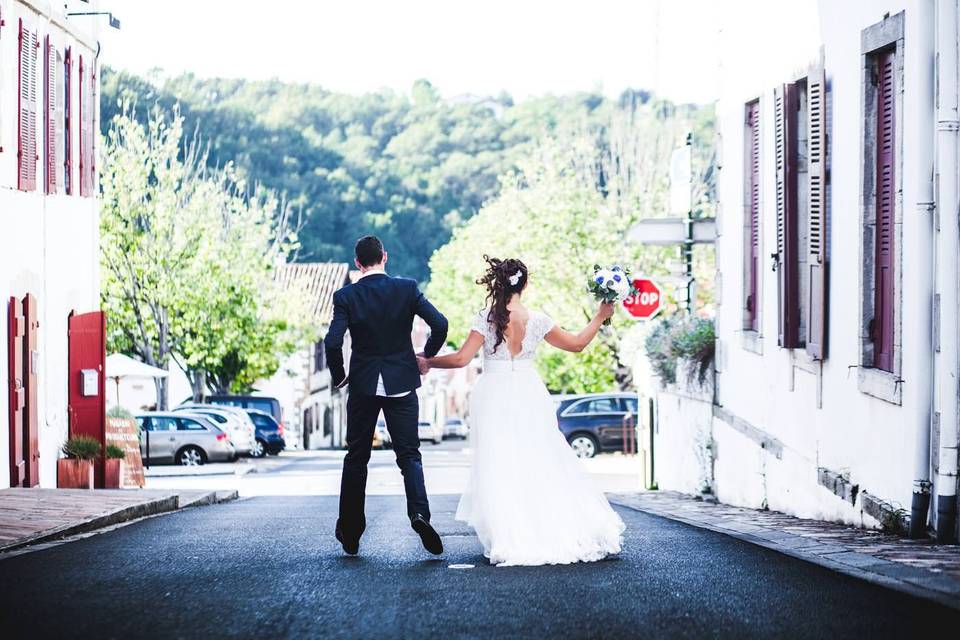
[1,494,958,639]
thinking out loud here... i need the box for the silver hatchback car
[136,412,236,466]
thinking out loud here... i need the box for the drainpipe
[911,0,936,539]
[935,0,960,544]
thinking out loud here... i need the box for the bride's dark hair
[477,255,528,352]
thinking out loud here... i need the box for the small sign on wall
[81,369,98,397]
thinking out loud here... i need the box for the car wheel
[568,434,598,459]
[251,439,267,458]
[177,446,207,466]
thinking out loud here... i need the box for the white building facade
[678,0,959,542]
[1,0,102,489]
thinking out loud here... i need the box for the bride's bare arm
[544,302,615,353]
[425,331,485,369]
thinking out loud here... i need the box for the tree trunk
[154,376,169,411]
[191,371,206,402]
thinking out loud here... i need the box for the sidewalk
[610,491,960,610]
[0,487,238,553]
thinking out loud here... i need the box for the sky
[96,0,725,104]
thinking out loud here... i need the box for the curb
[144,465,257,479]
[609,497,960,613]
[0,490,238,554]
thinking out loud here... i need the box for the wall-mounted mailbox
[81,369,99,397]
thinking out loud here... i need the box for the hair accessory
[508,270,523,286]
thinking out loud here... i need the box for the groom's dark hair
[355,235,385,267]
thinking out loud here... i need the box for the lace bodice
[471,309,555,361]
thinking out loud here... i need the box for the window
[18,19,38,192]
[177,418,207,431]
[743,99,761,332]
[565,397,620,415]
[43,35,56,194]
[63,47,72,195]
[773,83,800,347]
[773,63,828,358]
[621,397,639,414]
[149,417,177,432]
[858,12,903,403]
[314,340,326,372]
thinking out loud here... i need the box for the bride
[420,256,625,566]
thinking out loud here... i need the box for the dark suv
[555,393,639,458]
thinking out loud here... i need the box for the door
[8,297,25,486]
[23,294,39,486]
[142,416,177,462]
[68,310,106,486]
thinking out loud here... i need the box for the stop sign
[623,278,662,320]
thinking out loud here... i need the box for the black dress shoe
[411,514,443,555]
[335,525,359,555]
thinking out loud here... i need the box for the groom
[324,235,448,556]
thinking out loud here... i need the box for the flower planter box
[104,459,124,489]
[57,459,94,489]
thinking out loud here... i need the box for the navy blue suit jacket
[324,273,448,396]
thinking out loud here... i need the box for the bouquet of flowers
[589,264,639,325]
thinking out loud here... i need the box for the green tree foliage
[100,105,311,407]
[100,69,632,281]
[427,100,715,393]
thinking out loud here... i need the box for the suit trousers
[337,391,430,539]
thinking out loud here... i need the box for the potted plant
[104,444,126,489]
[58,436,101,489]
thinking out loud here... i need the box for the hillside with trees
[101,70,708,283]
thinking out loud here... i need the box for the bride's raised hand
[597,301,616,322]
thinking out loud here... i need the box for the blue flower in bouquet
[588,263,640,324]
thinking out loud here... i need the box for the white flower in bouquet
[588,264,640,325]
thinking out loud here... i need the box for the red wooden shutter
[79,55,88,197]
[806,65,828,359]
[17,19,38,192]
[8,298,25,487]
[64,47,73,195]
[89,62,97,194]
[873,50,896,371]
[774,83,800,348]
[745,100,761,331]
[44,35,57,194]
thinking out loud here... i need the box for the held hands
[597,301,616,323]
[416,352,431,375]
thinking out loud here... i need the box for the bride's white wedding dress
[455,309,625,566]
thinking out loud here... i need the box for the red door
[23,294,39,486]
[68,311,106,487]
[8,298,25,487]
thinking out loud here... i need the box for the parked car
[555,393,639,458]
[418,420,443,445]
[174,404,256,457]
[187,394,284,427]
[246,409,286,457]
[136,412,235,466]
[376,418,392,449]
[444,417,469,439]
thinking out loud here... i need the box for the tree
[100,105,308,408]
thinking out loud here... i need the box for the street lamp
[66,10,121,30]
